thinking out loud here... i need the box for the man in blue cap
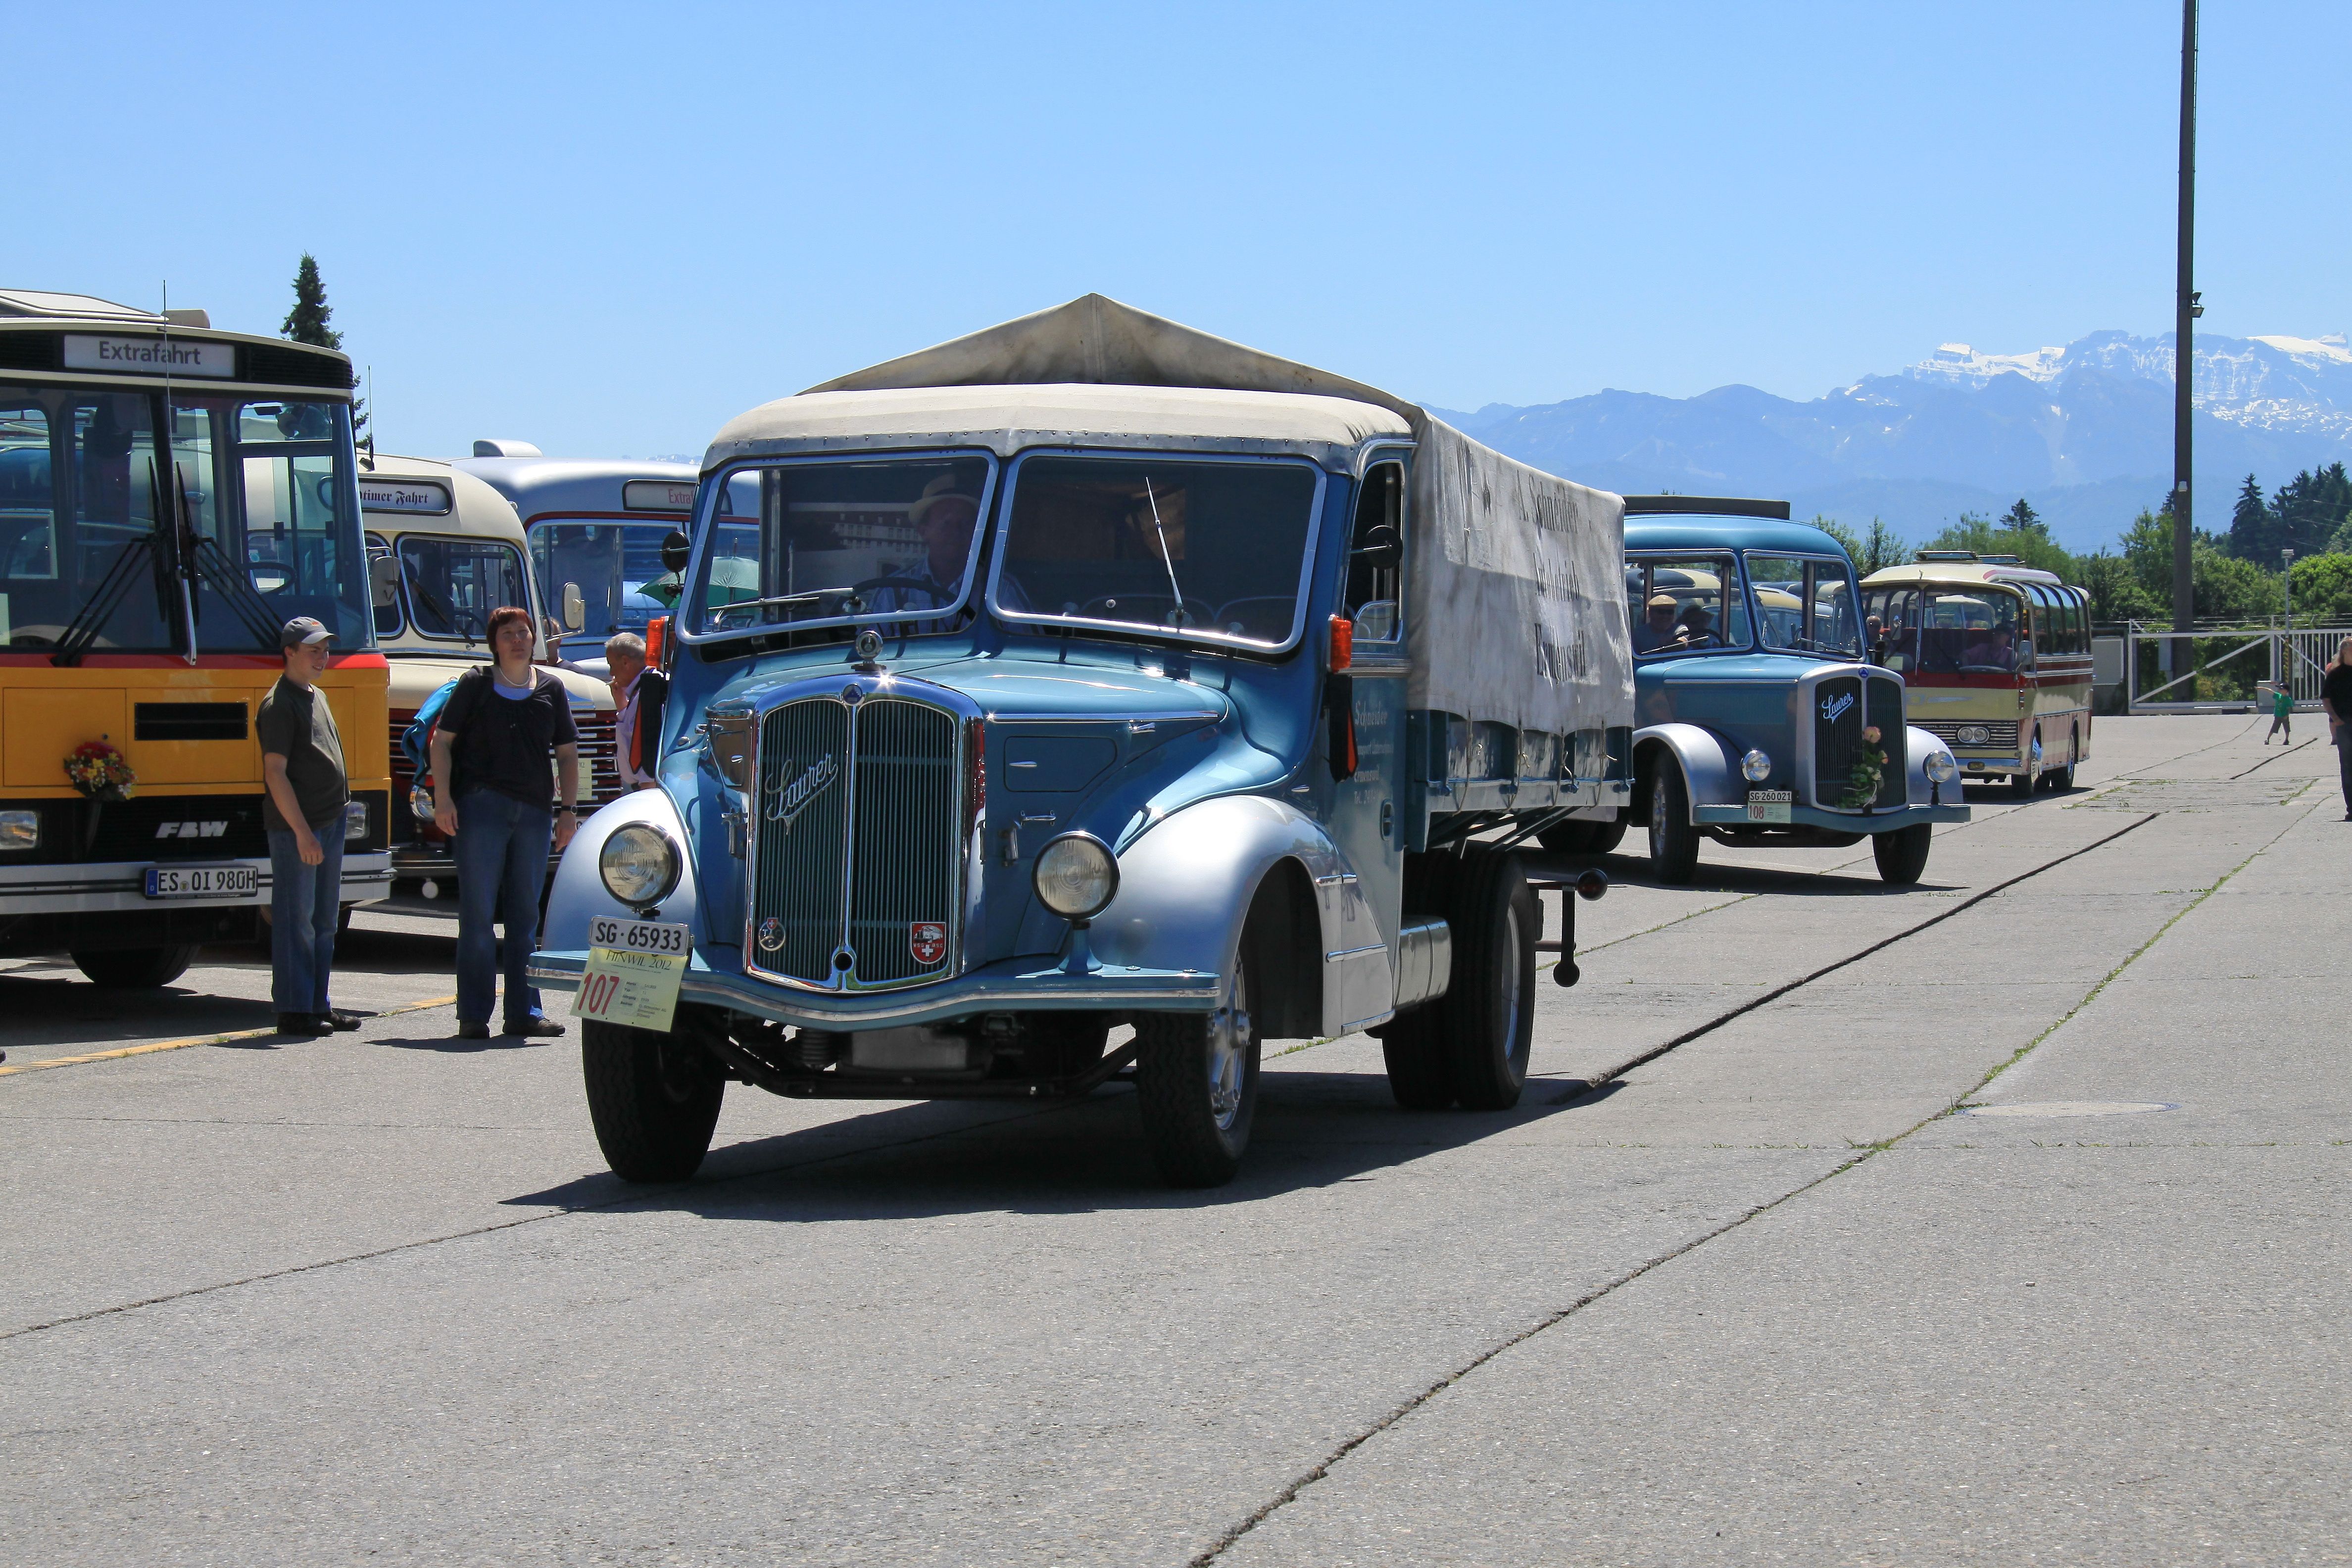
[257,616,361,1035]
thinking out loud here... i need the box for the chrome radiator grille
[1811,674,1908,811]
[747,693,962,989]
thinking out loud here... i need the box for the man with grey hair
[606,632,665,789]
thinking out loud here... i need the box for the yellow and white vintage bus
[0,289,389,986]
[1861,553,2094,795]
[359,453,621,896]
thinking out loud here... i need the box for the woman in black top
[429,606,581,1037]
[2324,637,2352,820]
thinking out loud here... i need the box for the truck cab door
[1311,454,1410,1033]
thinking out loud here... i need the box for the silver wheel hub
[1207,970,1251,1130]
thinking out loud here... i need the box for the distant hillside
[1430,331,2352,554]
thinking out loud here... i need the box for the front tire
[2009,729,2043,798]
[72,945,197,988]
[1434,848,1538,1110]
[1135,955,1260,1187]
[1873,823,1933,884]
[1646,759,1701,884]
[583,1015,725,1182]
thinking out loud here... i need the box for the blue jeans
[454,788,551,1028]
[267,823,345,1015]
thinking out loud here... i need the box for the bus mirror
[367,555,400,609]
[1351,524,1401,571]
[560,582,585,632]
[660,530,690,573]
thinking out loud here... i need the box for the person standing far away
[258,616,361,1036]
[2324,637,2352,821]
[429,606,580,1038]
[603,632,666,790]
[2265,679,2293,745]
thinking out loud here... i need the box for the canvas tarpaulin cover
[804,294,1633,737]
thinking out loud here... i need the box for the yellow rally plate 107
[575,922,690,1032]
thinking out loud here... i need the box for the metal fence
[2121,624,2352,712]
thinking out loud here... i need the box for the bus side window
[2069,587,2089,653]
[1342,460,1404,644]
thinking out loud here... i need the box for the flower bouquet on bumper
[64,738,137,803]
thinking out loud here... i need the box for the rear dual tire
[1378,848,1538,1112]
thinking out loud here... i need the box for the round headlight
[1925,749,1959,784]
[1741,748,1773,783]
[600,822,681,907]
[1032,833,1119,921]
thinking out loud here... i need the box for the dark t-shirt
[255,675,348,833]
[440,666,580,811]
[2324,665,2352,725]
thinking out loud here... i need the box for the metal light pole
[2284,548,2295,625]
[2172,0,2199,676]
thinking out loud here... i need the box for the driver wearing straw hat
[863,473,1030,624]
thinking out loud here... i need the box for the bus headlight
[600,823,681,907]
[345,800,370,842]
[0,810,38,850]
[1925,750,1960,784]
[1032,833,1119,921]
[1741,748,1773,783]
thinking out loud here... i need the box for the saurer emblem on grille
[909,922,947,965]
[757,916,784,951]
[1819,692,1855,724]
[762,753,838,833]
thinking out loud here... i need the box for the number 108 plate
[1745,789,1794,824]
[588,916,688,955]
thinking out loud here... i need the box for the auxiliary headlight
[0,809,38,851]
[1741,748,1773,783]
[1925,750,1960,784]
[600,822,681,907]
[1032,832,1119,921]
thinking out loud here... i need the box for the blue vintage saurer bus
[530,296,1636,1188]
[1540,498,1967,885]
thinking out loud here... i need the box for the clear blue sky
[11,2,2345,460]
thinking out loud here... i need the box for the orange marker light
[1328,614,1353,673]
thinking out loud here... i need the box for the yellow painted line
[0,994,459,1078]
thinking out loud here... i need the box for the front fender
[1904,726,1965,809]
[1078,794,1341,982]
[1634,722,1742,815]
[542,788,703,952]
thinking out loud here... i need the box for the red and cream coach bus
[1862,553,2094,796]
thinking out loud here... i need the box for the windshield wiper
[1142,477,1188,626]
[52,461,170,667]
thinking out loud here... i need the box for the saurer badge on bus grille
[909,922,947,965]
[757,916,784,952]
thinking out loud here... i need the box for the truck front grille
[1812,675,1909,811]
[748,694,962,989]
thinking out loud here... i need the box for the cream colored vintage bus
[359,454,619,895]
[1861,554,2093,795]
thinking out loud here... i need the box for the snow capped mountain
[1441,330,2352,552]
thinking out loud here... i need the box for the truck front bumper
[1692,802,1969,832]
[527,948,1223,1030]
[0,852,392,916]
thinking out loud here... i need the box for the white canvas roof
[706,383,1410,472]
[722,295,1631,737]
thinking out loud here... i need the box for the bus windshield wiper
[51,461,167,667]
[1143,476,1187,625]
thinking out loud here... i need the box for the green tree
[2074,549,2159,622]
[1998,497,2046,536]
[2271,462,2352,559]
[280,253,366,444]
[2112,501,2283,621]
[281,253,340,348]
[1921,510,2073,577]
[1811,515,1907,573]
[2288,553,2352,623]
[2225,473,2280,562]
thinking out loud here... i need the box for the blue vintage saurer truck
[1533,498,1967,885]
[531,297,1634,1187]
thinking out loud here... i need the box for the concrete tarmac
[0,717,2342,1566]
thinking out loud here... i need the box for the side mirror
[1351,524,1402,571]
[660,530,691,573]
[560,581,585,632]
[367,555,401,609]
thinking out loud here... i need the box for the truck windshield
[691,455,993,637]
[1747,554,1862,657]
[0,385,367,653]
[991,455,1321,647]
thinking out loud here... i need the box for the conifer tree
[280,253,367,444]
